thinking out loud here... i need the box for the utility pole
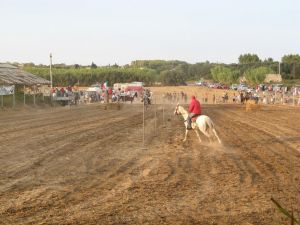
[278,61,281,75]
[50,53,53,88]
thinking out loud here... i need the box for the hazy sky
[1,0,299,65]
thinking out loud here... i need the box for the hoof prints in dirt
[0,104,300,224]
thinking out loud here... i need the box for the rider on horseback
[187,95,201,130]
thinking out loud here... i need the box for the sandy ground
[0,87,300,224]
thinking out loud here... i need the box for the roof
[0,64,50,85]
[0,63,18,69]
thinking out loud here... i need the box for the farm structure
[0,64,50,107]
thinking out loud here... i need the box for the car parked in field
[246,87,255,93]
[208,83,215,88]
[237,84,248,91]
[273,84,283,92]
[195,81,207,86]
[230,84,238,90]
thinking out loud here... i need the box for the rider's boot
[186,119,192,130]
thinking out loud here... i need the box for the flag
[102,81,108,90]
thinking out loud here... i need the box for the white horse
[174,104,221,143]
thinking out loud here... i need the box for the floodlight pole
[50,53,53,88]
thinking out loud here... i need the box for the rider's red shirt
[189,98,201,115]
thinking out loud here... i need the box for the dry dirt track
[0,103,300,224]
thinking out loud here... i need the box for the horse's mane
[178,105,187,114]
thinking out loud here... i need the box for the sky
[1,0,300,65]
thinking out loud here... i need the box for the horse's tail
[206,117,221,143]
[206,116,214,129]
[203,116,215,136]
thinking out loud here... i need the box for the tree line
[20,53,300,86]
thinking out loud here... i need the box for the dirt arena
[0,87,300,224]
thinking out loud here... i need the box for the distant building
[238,74,282,84]
[264,74,282,83]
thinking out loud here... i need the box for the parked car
[195,81,207,86]
[208,83,215,88]
[273,84,283,92]
[221,84,229,89]
[237,84,248,91]
[246,87,255,93]
[230,84,238,90]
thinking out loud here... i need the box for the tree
[281,54,300,79]
[244,66,273,85]
[111,63,119,68]
[160,69,186,86]
[238,54,261,64]
[188,62,213,80]
[211,65,240,84]
[91,62,97,69]
[263,58,274,63]
[281,54,300,64]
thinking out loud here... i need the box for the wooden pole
[13,85,15,108]
[143,99,145,146]
[33,86,36,105]
[141,94,147,150]
[24,85,26,106]
[50,53,53,88]
[1,84,3,108]
[162,97,165,128]
[293,86,296,106]
[154,95,157,136]
[49,53,53,106]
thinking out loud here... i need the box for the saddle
[191,115,200,122]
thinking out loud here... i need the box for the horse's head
[174,103,180,115]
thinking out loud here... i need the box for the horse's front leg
[183,129,188,142]
[194,128,202,143]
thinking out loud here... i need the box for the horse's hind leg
[194,129,202,143]
[212,128,222,143]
